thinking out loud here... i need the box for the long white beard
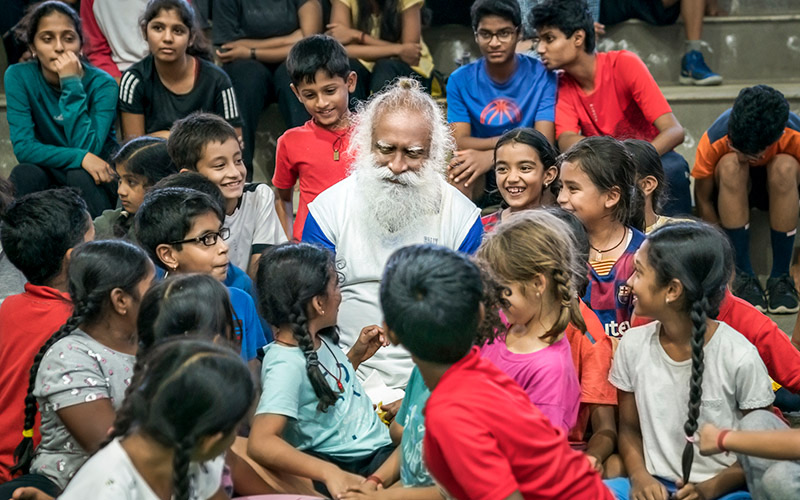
[352,152,444,239]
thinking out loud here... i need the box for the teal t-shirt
[256,338,391,458]
[396,366,433,487]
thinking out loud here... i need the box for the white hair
[347,77,455,176]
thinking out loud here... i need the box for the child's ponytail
[11,240,151,474]
[645,221,730,484]
[257,243,343,412]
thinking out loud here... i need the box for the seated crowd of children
[2,0,800,499]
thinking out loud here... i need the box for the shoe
[679,50,723,86]
[732,271,767,312]
[766,274,800,314]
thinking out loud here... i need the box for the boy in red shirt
[0,189,94,485]
[531,0,691,216]
[379,244,613,500]
[273,35,357,241]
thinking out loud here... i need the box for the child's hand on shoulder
[323,466,365,499]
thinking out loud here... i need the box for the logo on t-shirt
[480,98,521,126]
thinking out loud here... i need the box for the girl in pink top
[477,209,584,433]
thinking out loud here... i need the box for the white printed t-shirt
[225,183,287,270]
[303,175,483,389]
[59,438,224,500]
[609,320,774,483]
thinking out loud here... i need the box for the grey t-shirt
[212,0,308,45]
[31,329,136,489]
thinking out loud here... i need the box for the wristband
[250,47,256,60]
[366,475,383,487]
[359,31,366,44]
[717,429,731,453]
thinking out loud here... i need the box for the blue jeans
[604,476,751,500]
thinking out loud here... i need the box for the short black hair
[531,0,595,53]
[168,112,239,171]
[0,188,89,285]
[470,0,521,31]
[287,34,351,86]
[728,85,790,155]
[134,187,224,268]
[154,172,226,214]
[380,245,484,364]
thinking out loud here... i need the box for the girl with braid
[1,240,154,498]
[249,243,393,499]
[477,210,585,435]
[604,221,774,500]
[59,338,254,500]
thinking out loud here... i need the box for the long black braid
[12,240,151,474]
[646,222,729,486]
[257,243,344,413]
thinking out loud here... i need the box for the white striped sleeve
[118,72,142,111]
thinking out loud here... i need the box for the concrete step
[664,82,800,167]
[719,0,799,16]
[600,14,800,86]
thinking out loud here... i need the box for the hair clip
[684,434,696,444]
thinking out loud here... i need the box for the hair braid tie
[681,296,708,484]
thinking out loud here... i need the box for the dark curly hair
[728,85,789,155]
[531,0,595,53]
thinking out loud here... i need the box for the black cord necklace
[590,228,627,261]
[318,337,344,391]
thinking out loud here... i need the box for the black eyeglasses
[475,28,518,43]
[169,227,230,247]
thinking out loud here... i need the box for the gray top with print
[31,329,135,489]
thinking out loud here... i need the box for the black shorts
[599,0,681,26]
[713,167,770,212]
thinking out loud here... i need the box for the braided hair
[477,209,587,341]
[12,240,152,474]
[106,338,254,500]
[256,243,341,412]
[645,221,729,484]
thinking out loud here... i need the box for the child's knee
[767,154,800,188]
[716,152,748,188]
[762,461,800,499]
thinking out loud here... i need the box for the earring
[171,264,178,271]
[665,298,671,304]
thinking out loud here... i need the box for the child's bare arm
[275,188,294,239]
[699,422,800,460]
[685,462,746,499]
[56,400,116,453]
[617,390,669,500]
[585,404,617,471]
[248,413,364,497]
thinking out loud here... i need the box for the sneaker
[766,274,800,314]
[679,50,723,86]
[732,272,767,312]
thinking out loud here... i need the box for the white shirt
[88,0,149,73]
[305,175,482,389]
[609,320,775,483]
[225,183,287,270]
[59,438,224,500]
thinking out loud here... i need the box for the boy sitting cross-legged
[273,34,357,242]
[378,244,613,500]
[167,112,287,274]
[134,186,266,373]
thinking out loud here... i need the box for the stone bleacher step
[601,13,800,87]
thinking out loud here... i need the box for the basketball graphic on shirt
[480,98,522,126]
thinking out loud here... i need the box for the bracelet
[717,429,731,453]
[366,475,383,487]
[250,47,256,60]
[359,31,366,44]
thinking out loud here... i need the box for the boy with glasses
[446,0,556,205]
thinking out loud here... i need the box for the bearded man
[303,78,483,390]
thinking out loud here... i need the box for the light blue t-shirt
[396,367,433,487]
[256,338,391,458]
[446,53,557,139]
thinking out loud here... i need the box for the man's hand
[81,152,116,185]
[448,149,493,188]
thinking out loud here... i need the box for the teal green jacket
[5,60,118,169]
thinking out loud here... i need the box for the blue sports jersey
[446,54,557,139]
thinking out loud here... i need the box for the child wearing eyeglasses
[134,186,267,373]
[167,112,288,276]
[445,0,557,205]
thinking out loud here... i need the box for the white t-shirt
[305,175,482,389]
[59,438,224,500]
[225,183,287,270]
[609,320,775,483]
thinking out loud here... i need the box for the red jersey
[0,284,72,481]
[567,301,617,443]
[718,289,800,393]
[423,347,613,500]
[272,119,352,241]
[555,51,672,142]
